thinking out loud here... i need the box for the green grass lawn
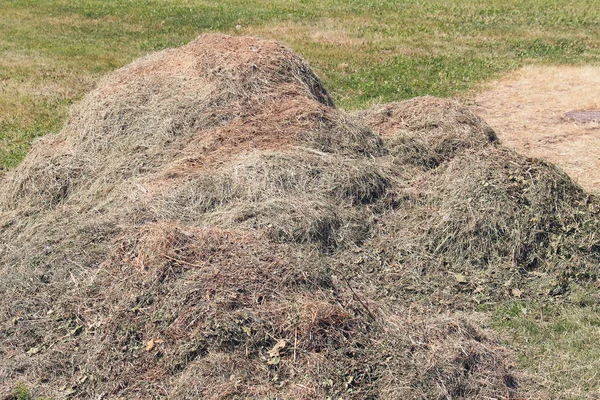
[2,0,600,169]
[2,1,600,397]
[490,288,600,397]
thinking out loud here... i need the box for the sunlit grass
[2,0,599,168]
[491,290,600,398]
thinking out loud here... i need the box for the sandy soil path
[474,65,600,193]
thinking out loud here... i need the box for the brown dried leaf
[145,338,155,352]
[267,339,287,358]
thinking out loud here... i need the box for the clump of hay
[351,96,498,170]
[152,149,389,249]
[0,223,519,399]
[349,99,599,307]
[1,33,598,399]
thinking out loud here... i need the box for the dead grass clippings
[1,34,597,399]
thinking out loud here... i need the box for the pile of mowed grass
[0,34,598,399]
[349,98,599,309]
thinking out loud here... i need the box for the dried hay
[151,149,389,249]
[1,33,598,399]
[351,100,599,308]
[351,96,498,170]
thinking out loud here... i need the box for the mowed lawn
[2,0,600,397]
[2,0,600,169]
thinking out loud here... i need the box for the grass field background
[2,0,600,169]
[2,0,600,396]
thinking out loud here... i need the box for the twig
[163,253,212,268]
[341,275,375,319]
[293,328,298,363]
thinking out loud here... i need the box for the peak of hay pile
[0,34,598,399]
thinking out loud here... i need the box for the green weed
[11,384,31,400]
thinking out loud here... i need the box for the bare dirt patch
[474,65,600,193]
